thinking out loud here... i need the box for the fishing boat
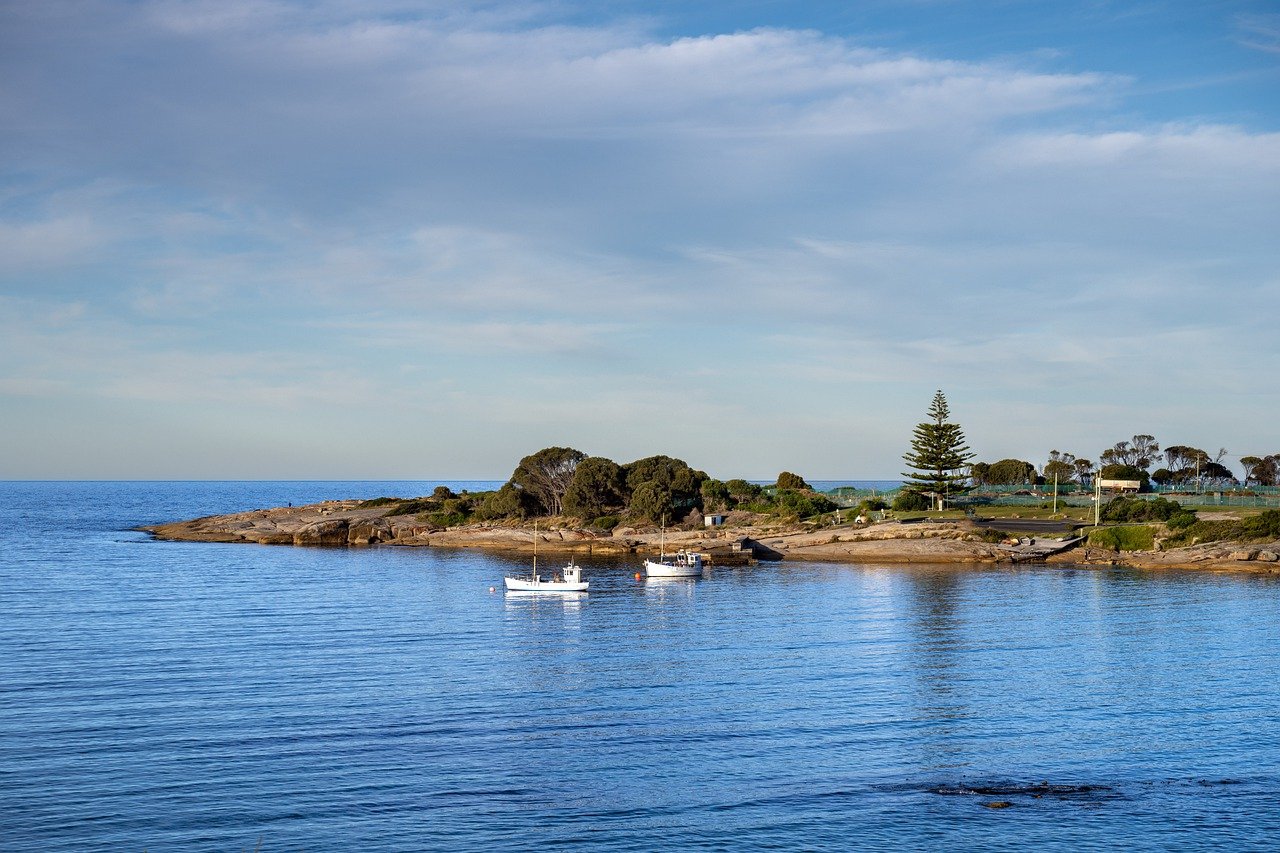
[642,519,704,578]
[643,550,704,578]
[503,523,589,592]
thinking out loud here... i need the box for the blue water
[2,482,1279,851]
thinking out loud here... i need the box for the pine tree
[901,390,974,511]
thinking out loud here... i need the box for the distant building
[704,513,727,527]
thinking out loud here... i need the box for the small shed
[704,513,728,528]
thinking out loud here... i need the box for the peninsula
[142,498,1280,575]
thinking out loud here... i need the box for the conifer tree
[901,390,974,511]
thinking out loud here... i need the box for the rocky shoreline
[141,500,1280,574]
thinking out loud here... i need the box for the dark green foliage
[725,479,764,501]
[1164,510,1280,546]
[774,489,836,519]
[587,515,621,531]
[776,471,810,491]
[1241,510,1280,539]
[473,483,533,520]
[892,490,932,511]
[432,485,458,500]
[1088,525,1156,551]
[700,478,731,511]
[510,447,587,515]
[562,456,627,519]
[383,498,436,517]
[622,455,706,521]
[423,497,472,528]
[857,498,888,513]
[984,459,1037,485]
[357,496,404,508]
[627,481,674,524]
[901,390,974,509]
[1167,511,1198,531]
[976,528,1011,543]
[1101,496,1186,523]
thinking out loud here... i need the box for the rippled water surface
[3,481,1279,851]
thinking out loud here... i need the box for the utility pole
[1094,473,1102,527]
[1053,472,1059,514]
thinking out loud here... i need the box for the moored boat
[503,522,590,592]
[643,550,704,578]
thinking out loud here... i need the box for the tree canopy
[901,390,974,510]
[510,446,586,515]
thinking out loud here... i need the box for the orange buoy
[634,572,643,580]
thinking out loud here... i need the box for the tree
[622,455,706,516]
[1099,463,1151,492]
[1242,455,1279,487]
[901,390,974,510]
[725,479,764,502]
[510,446,586,516]
[1100,435,1160,470]
[775,471,810,491]
[985,458,1037,485]
[562,456,627,519]
[1073,458,1095,484]
[1043,450,1077,483]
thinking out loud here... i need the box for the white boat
[503,523,589,592]
[643,550,703,578]
[643,520,704,578]
[503,559,589,592]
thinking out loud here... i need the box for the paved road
[972,518,1081,534]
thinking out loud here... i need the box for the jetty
[998,536,1085,563]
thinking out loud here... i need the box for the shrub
[588,515,621,531]
[382,498,437,517]
[1240,509,1280,540]
[1088,525,1156,551]
[892,491,931,512]
[1101,496,1185,523]
[976,528,1011,543]
[358,496,404,508]
[1167,511,1198,531]
[774,489,836,519]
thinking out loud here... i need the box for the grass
[1087,525,1157,551]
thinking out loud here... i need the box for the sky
[1,0,1277,481]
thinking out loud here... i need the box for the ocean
[2,481,1279,851]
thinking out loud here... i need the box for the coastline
[141,499,1280,575]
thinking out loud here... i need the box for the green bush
[1167,511,1198,531]
[358,496,405,508]
[1088,525,1156,551]
[976,528,1011,543]
[1165,511,1280,546]
[892,491,931,511]
[1240,509,1280,539]
[774,489,836,519]
[383,498,437,517]
[1101,496,1185,523]
[588,515,621,531]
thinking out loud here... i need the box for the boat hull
[504,576,589,592]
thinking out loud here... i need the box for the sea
[2,480,1279,852]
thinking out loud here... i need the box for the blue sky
[1,0,1277,480]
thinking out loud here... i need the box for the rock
[1256,550,1278,562]
[294,519,349,546]
[348,518,393,545]
[1229,549,1259,562]
[984,801,1014,809]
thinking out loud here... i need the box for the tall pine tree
[901,390,974,511]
